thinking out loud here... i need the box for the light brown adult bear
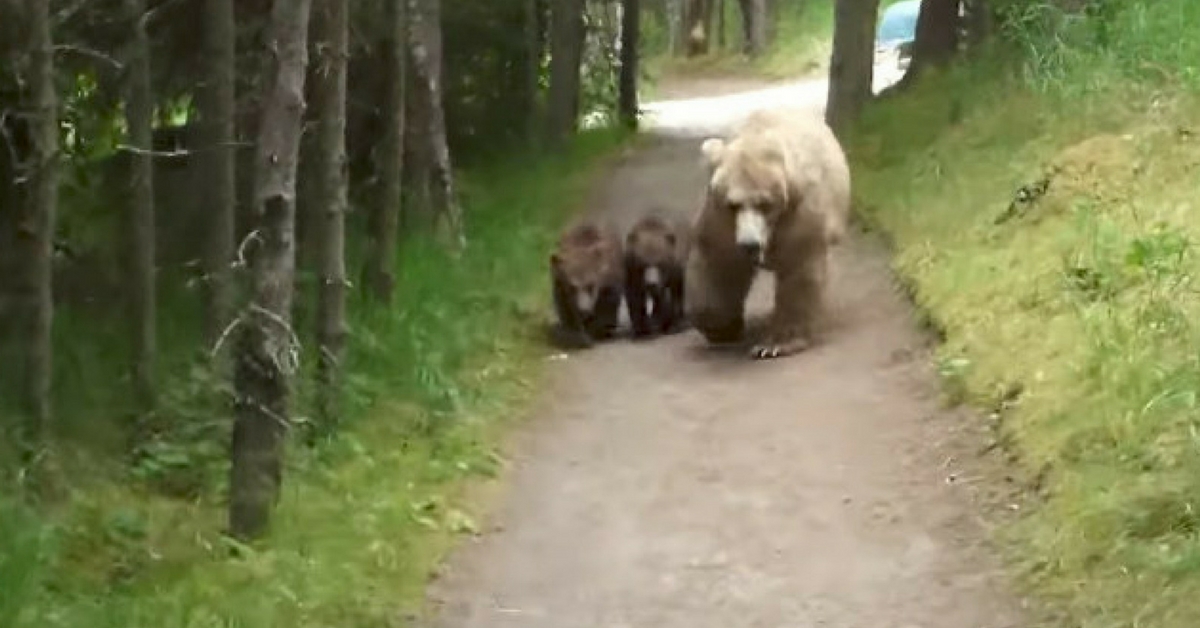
[683,107,851,359]
[549,221,624,349]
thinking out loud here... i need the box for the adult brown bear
[549,221,624,349]
[683,107,851,359]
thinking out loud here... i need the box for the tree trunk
[546,0,585,149]
[14,0,58,445]
[764,0,779,45]
[407,0,463,250]
[523,0,544,144]
[825,0,879,138]
[963,0,991,50]
[197,0,238,346]
[124,0,157,416]
[908,0,961,77]
[618,0,640,130]
[716,0,726,49]
[737,0,767,56]
[362,0,406,302]
[228,0,312,541]
[666,0,681,55]
[310,0,348,431]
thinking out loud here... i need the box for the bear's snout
[737,240,763,261]
[734,208,769,261]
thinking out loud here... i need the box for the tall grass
[849,1,1200,625]
[0,128,630,628]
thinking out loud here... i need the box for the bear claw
[749,337,810,360]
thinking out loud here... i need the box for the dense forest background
[0,1,827,625]
[8,0,1200,627]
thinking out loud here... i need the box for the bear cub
[624,214,687,338]
[549,221,624,349]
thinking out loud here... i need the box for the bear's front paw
[749,334,810,360]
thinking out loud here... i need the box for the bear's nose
[737,241,763,259]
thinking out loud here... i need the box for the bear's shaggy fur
[550,221,625,348]
[684,107,851,359]
[624,212,688,338]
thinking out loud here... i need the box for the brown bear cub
[624,214,687,338]
[549,221,624,349]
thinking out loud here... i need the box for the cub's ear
[549,252,562,268]
[700,138,725,168]
[626,230,639,247]
[665,232,677,247]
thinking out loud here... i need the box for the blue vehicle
[876,0,921,70]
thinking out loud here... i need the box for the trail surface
[424,73,1028,628]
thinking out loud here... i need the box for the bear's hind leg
[751,251,827,359]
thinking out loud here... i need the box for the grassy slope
[848,4,1200,625]
[2,129,631,628]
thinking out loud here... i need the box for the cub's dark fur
[549,221,624,348]
[624,214,687,338]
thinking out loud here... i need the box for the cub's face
[551,247,609,314]
[627,228,677,290]
[701,137,790,265]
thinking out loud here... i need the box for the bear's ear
[665,232,676,247]
[550,252,562,268]
[700,138,725,167]
[626,230,639,247]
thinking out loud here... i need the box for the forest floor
[420,74,1031,628]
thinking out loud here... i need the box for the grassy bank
[848,2,1200,626]
[1,128,631,628]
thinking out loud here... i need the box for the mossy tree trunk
[407,0,464,250]
[310,0,349,431]
[737,0,767,56]
[619,0,641,130]
[908,0,962,78]
[825,0,879,137]
[229,0,312,541]
[123,0,157,418]
[14,0,59,449]
[197,0,238,347]
[363,0,407,303]
[546,0,585,150]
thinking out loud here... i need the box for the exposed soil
[650,74,791,100]
[423,79,1031,628]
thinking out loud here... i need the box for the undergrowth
[849,1,1200,626]
[0,128,630,628]
[643,0,835,94]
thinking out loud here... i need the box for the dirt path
[423,81,1029,628]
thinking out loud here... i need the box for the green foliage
[0,128,629,628]
[642,0,835,93]
[849,1,1200,624]
[994,0,1200,94]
